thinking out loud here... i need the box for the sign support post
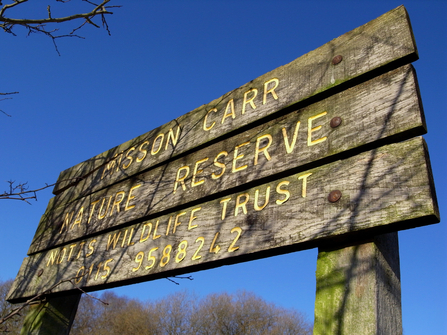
[20,292,81,335]
[313,232,402,335]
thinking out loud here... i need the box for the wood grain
[52,5,417,199]
[314,233,403,335]
[8,137,439,303]
[28,65,426,255]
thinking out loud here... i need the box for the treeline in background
[0,279,312,334]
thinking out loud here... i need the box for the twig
[0,0,121,55]
[0,92,19,115]
[0,180,55,204]
[0,275,108,326]
[166,275,194,285]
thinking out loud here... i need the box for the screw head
[330,116,342,128]
[332,55,343,65]
[328,190,342,203]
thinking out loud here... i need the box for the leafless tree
[69,290,313,335]
[69,292,101,335]
[1,276,110,333]
[71,291,155,335]
[191,290,313,335]
[153,291,195,335]
[0,279,28,333]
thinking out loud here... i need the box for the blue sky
[1,1,446,333]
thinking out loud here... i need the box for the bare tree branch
[0,276,108,327]
[0,92,19,96]
[0,180,55,204]
[0,0,121,55]
[0,92,18,116]
[1,1,121,111]
[166,275,194,285]
[1,0,113,25]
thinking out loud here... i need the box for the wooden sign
[52,5,417,199]
[7,137,439,302]
[8,6,439,307]
[29,65,425,254]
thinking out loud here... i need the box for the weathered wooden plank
[19,292,81,335]
[52,5,417,199]
[8,137,439,303]
[28,65,426,255]
[313,233,402,335]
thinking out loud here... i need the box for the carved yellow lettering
[153,220,161,240]
[46,249,59,267]
[212,151,227,179]
[67,244,77,262]
[166,216,173,236]
[102,258,114,279]
[235,193,249,216]
[192,237,204,260]
[220,197,231,220]
[57,248,67,264]
[232,141,250,173]
[282,121,301,154]
[75,266,85,284]
[276,180,290,205]
[59,212,73,234]
[121,229,129,247]
[107,232,121,251]
[254,186,270,211]
[127,227,135,246]
[101,152,125,179]
[203,108,217,131]
[136,141,149,163]
[228,227,242,253]
[86,239,96,257]
[139,223,152,243]
[122,147,135,169]
[298,173,312,197]
[125,184,141,211]
[308,111,327,146]
[101,160,115,179]
[165,126,181,150]
[88,200,100,223]
[173,166,190,193]
[98,196,113,220]
[71,207,84,231]
[221,99,236,124]
[151,133,164,155]
[101,154,118,179]
[115,153,124,171]
[209,232,221,254]
[254,134,272,166]
[263,78,279,104]
[110,191,126,216]
[173,212,186,234]
[242,88,258,114]
[192,157,209,187]
[76,242,86,259]
[120,229,134,247]
[188,207,201,230]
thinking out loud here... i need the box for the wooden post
[313,232,402,335]
[20,292,81,335]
